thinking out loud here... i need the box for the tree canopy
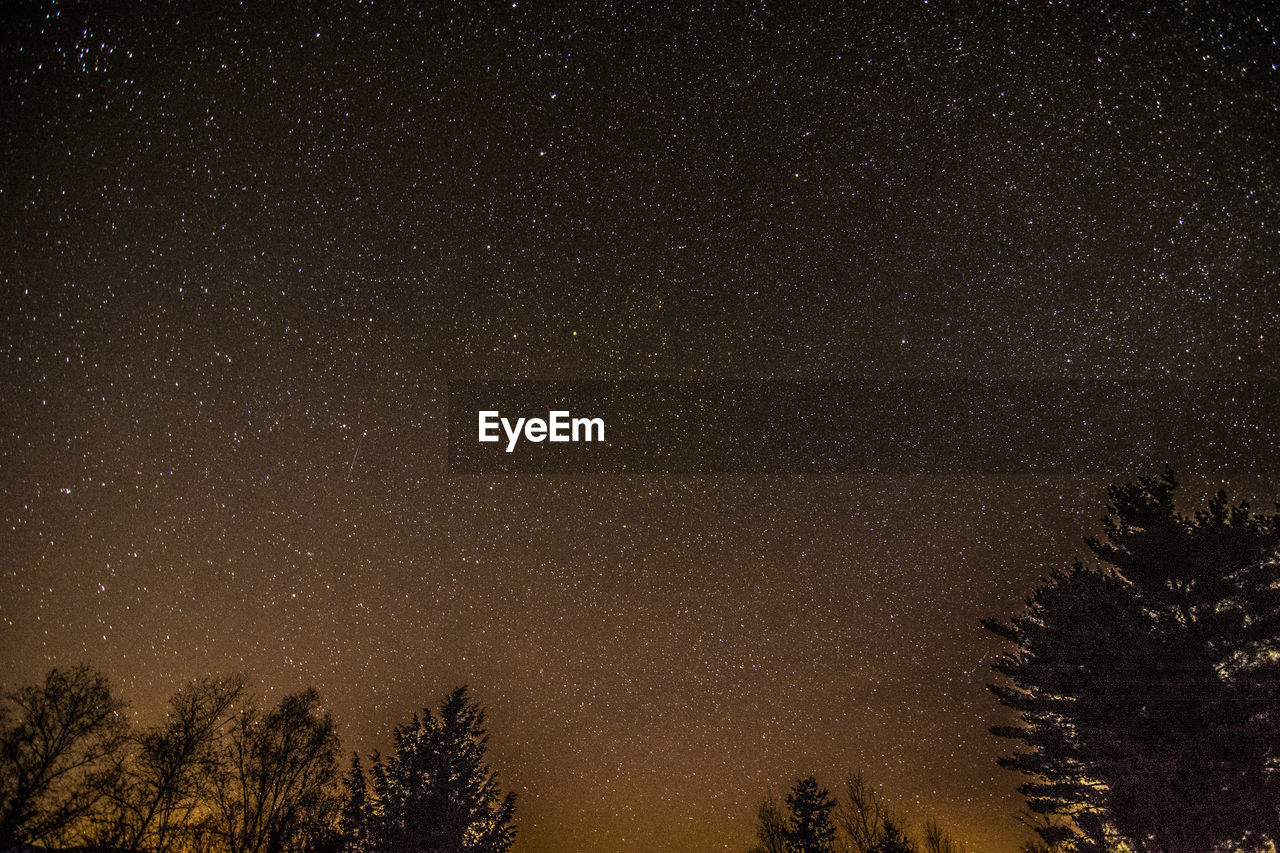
[748,772,967,853]
[985,470,1280,852]
[0,670,520,853]
[350,686,516,853]
[783,776,837,853]
[0,665,128,849]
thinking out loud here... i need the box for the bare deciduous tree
[837,773,889,853]
[92,675,247,852]
[0,665,128,849]
[208,688,340,853]
[748,789,788,853]
[922,819,960,853]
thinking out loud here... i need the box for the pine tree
[339,752,369,851]
[870,819,915,853]
[363,687,515,853]
[985,471,1280,852]
[784,776,837,853]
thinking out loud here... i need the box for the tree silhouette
[358,686,516,853]
[783,776,837,853]
[0,671,526,852]
[921,819,959,853]
[92,674,246,852]
[749,772,965,853]
[339,752,370,851]
[838,772,889,853]
[747,788,787,853]
[207,688,341,853]
[985,470,1280,852]
[869,819,916,853]
[0,665,128,849]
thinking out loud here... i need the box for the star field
[2,3,1278,851]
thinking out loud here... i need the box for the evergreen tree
[985,471,1280,852]
[784,776,837,853]
[339,752,369,851]
[364,686,515,853]
[869,819,915,853]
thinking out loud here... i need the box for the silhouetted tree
[985,471,1280,852]
[338,752,369,851]
[207,688,341,853]
[0,668,352,852]
[91,674,246,852]
[750,772,976,853]
[747,788,783,850]
[922,819,959,853]
[838,772,889,853]
[748,788,787,853]
[784,776,837,853]
[361,686,516,853]
[870,819,916,853]
[0,665,128,849]
[1015,810,1077,853]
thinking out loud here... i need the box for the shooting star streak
[347,431,365,481]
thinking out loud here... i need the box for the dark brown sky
[2,3,1277,851]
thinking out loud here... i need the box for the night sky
[2,3,1278,851]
